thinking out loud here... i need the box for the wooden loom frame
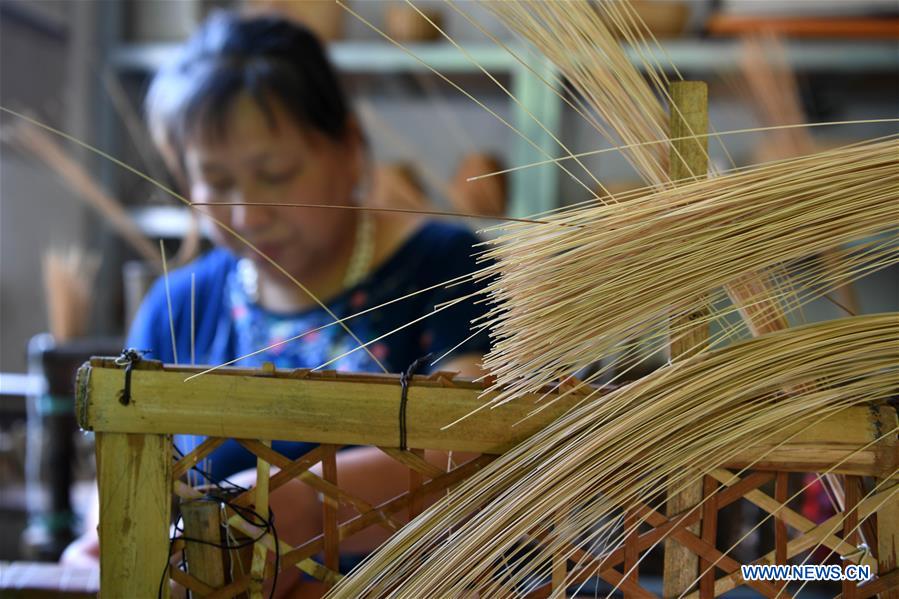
[76,356,898,598]
[74,76,899,598]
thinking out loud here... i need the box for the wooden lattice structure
[76,356,898,598]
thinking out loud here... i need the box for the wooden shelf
[108,38,897,219]
[110,39,899,74]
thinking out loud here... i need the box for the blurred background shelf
[108,37,897,222]
[110,40,562,219]
[130,205,209,240]
[111,39,899,73]
[112,41,521,73]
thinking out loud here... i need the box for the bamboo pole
[77,360,588,455]
[181,497,227,590]
[96,432,171,598]
[664,80,709,599]
[76,360,896,477]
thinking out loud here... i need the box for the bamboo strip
[774,471,788,593]
[328,315,898,596]
[380,448,445,480]
[321,444,340,579]
[222,513,337,588]
[249,443,271,599]
[844,476,861,599]
[699,476,718,599]
[545,472,773,595]
[236,440,401,531]
[524,554,655,599]
[708,469,878,569]
[474,141,898,407]
[233,442,327,506]
[172,486,341,593]
[640,502,783,597]
[215,456,495,598]
[172,437,226,480]
[489,1,670,186]
[170,566,215,596]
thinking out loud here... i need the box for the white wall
[0,1,96,372]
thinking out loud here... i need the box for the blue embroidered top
[128,220,490,477]
[129,221,489,370]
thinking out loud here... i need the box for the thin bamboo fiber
[473,140,898,406]
[329,314,899,597]
[475,0,851,406]
[484,2,804,399]
[739,33,863,515]
[487,0,673,189]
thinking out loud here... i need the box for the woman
[135,8,488,479]
[64,10,489,595]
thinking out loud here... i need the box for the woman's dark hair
[146,10,351,181]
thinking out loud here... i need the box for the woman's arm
[440,353,484,378]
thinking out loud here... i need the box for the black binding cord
[115,348,144,405]
[399,353,433,451]
[159,447,280,599]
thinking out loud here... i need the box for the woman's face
[183,94,361,279]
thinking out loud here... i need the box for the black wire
[159,446,282,598]
[399,353,433,450]
[158,536,176,599]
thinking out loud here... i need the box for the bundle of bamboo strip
[329,314,898,597]
[739,33,862,321]
[326,1,897,597]
[488,0,673,189]
[475,140,898,406]
[41,246,100,342]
